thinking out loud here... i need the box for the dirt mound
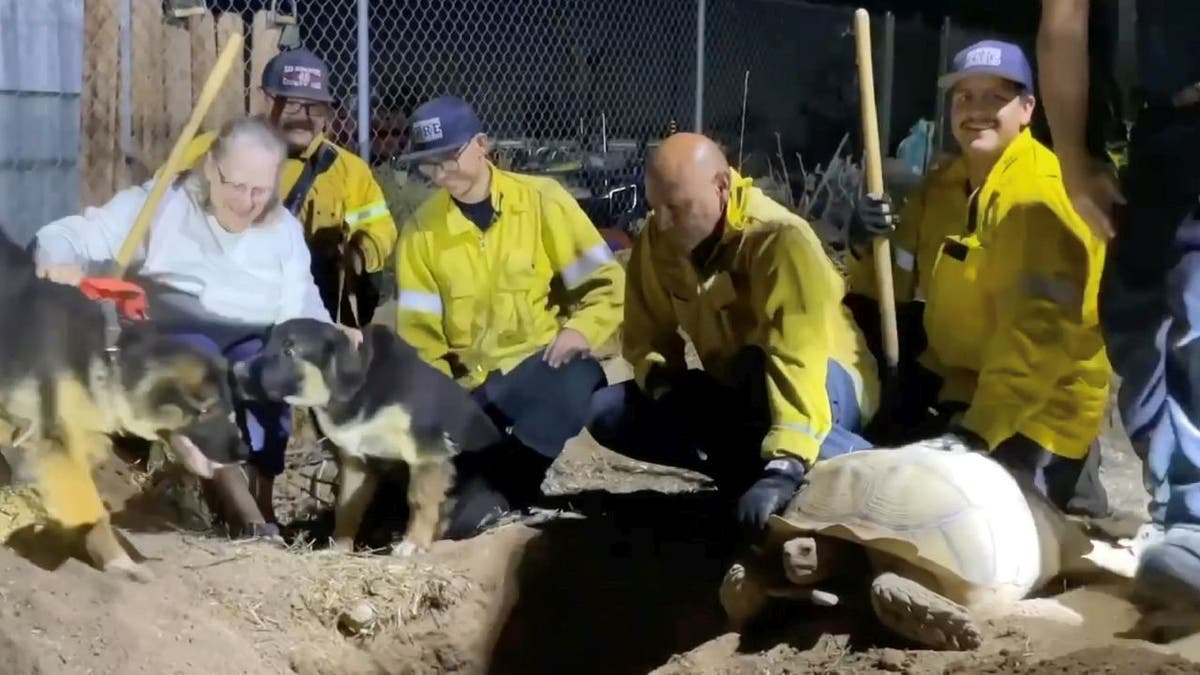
[0,395,1195,674]
[958,646,1200,674]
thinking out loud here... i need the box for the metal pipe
[879,11,895,154]
[694,0,705,132]
[355,0,370,160]
[601,111,607,155]
[933,15,951,158]
[119,0,132,161]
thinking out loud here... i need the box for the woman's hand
[543,327,591,368]
[36,263,85,286]
[337,324,364,348]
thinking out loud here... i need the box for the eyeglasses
[269,98,330,118]
[214,162,274,202]
[416,142,470,178]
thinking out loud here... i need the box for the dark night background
[203,0,1134,168]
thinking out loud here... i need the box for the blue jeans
[586,347,872,494]
[168,329,290,477]
[1103,105,1200,528]
[469,351,607,461]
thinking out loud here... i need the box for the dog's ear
[330,330,370,399]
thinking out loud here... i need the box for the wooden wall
[80,3,281,208]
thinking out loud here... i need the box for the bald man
[587,133,880,532]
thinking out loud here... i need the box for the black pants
[843,295,938,440]
[989,435,1109,519]
[310,250,382,328]
[586,346,872,496]
[444,351,607,538]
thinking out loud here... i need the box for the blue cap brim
[394,144,461,165]
[937,68,1031,92]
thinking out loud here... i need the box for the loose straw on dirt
[295,552,473,636]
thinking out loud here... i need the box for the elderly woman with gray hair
[33,115,350,540]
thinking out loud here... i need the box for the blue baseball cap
[397,95,484,163]
[937,40,1034,93]
[261,48,334,103]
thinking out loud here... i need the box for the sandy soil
[0,381,1198,675]
[0,310,1198,673]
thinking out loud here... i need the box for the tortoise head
[781,535,855,586]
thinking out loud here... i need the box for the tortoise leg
[869,572,983,650]
[719,559,770,629]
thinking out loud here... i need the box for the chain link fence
[4,0,1074,250]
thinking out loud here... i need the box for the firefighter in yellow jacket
[587,132,880,533]
[179,48,397,328]
[856,40,1113,514]
[393,96,624,538]
[843,158,968,440]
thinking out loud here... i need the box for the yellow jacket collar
[687,169,755,269]
[293,132,329,160]
[989,127,1040,181]
[445,162,531,235]
[718,168,755,246]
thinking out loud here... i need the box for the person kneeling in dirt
[392,95,625,539]
[847,40,1112,517]
[33,116,355,540]
[586,132,880,534]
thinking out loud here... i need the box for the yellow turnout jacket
[394,164,625,389]
[623,170,880,467]
[921,129,1112,459]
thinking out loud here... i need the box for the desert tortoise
[719,443,1137,650]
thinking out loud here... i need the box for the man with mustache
[179,48,397,330]
[844,40,1113,517]
[169,48,395,529]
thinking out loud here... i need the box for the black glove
[643,365,675,401]
[850,192,900,245]
[736,457,806,533]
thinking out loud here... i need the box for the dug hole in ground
[1,291,1199,675]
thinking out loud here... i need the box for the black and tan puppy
[0,233,245,581]
[232,318,502,553]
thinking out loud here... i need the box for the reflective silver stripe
[776,421,821,440]
[1021,273,1082,308]
[397,290,443,315]
[894,247,915,271]
[344,200,390,226]
[559,242,615,289]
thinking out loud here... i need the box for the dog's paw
[330,537,356,554]
[390,541,424,557]
[104,556,154,583]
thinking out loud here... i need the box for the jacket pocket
[496,264,538,348]
[442,271,476,349]
[924,235,990,371]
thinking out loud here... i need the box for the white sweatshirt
[35,180,332,327]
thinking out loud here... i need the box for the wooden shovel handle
[853,8,900,371]
[113,32,244,277]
